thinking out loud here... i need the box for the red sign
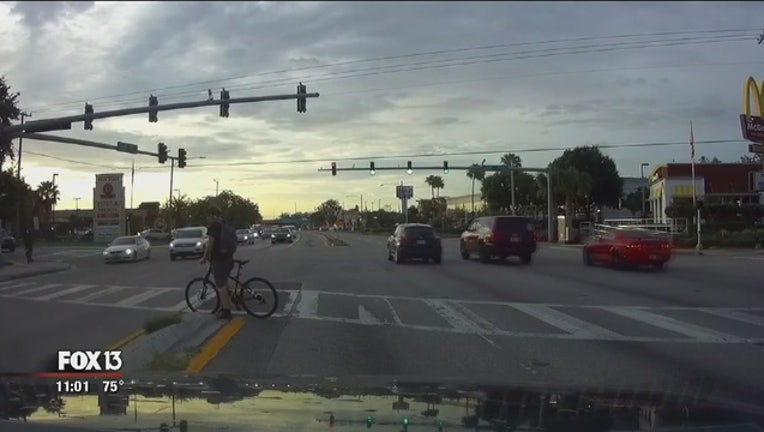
[101,183,115,199]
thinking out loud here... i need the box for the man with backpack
[200,205,237,320]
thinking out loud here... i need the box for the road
[2,232,764,405]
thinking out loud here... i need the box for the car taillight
[398,235,408,245]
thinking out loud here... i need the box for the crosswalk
[2,279,764,344]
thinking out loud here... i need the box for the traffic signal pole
[1,91,320,137]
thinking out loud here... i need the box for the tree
[481,152,540,214]
[35,180,60,225]
[160,191,262,229]
[698,155,722,163]
[0,168,35,230]
[549,146,623,213]
[313,199,342,227]
[0,76,22,170]
[466,164,486,216]
[740,154,764,163]
[424,175,445,199]
[622,188,646,217]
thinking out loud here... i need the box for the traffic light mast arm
[319,165,548,173]
[1,91,321,137]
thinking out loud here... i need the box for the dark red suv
[460,216,537,264]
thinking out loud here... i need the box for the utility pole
[16,112,31,179]
[214,178,219,196]
[169,158,175,228]
[74,197,80,211]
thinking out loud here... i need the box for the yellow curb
[185,317,246,374]
[104,329,147,351]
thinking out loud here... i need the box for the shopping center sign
[740,76,764,148]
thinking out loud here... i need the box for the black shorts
[211,257,234,287]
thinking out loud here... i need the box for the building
[647,163,763,223]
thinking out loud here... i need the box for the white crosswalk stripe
[2,280,764,344]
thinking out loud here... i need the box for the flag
[689,121,695,161]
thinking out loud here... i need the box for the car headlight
[196,241,202,247]
[169,241,175,248]
[287,234,291,237]
[244,236,248,240]
[125,249,133,255]
[103,251,109,256]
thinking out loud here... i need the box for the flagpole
[690,121,702,253]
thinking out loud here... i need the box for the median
[320,233,349,246]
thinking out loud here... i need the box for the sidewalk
[0,258,72,282]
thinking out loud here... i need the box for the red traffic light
[331,162,337,176]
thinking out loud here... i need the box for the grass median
[321,233,349,246]
[149,347,200,372]
[144,313,183,334]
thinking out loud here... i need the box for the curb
[0,262,72,282]
[104,328,147,351]
[185,317,246,373]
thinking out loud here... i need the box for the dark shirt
[206,219,232,261]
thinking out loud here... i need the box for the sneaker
[215,308,232,320]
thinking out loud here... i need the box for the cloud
[3,1,763,213]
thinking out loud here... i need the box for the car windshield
[278,228,291,233]
[236,230,250,235]
[111,237,136,246]
[494,217,532,232]
[404,226,435,238]
[174,229,203,239]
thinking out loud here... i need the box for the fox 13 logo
[57,350,123,372]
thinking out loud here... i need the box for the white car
[103,236,151,263]
[169,227,208,261]
[236,229,255,245]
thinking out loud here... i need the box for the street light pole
[169,159,175,228]
[74,197,80,211]
[214,178,219,196]
[640,163,649,219]
[16,112,31,179]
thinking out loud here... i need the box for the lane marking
[103,329,147,351]
[0,282,35,292]
[383,298,404,326]
[606,306,739,342]
[424,299,501,348]
[115,289,170,307]
[35,284,97,301]
[63,286,125,303]
[294,290,319,318]
[698,308,764,328]
[357,305,381,325]
[279,291,299,315]
[511,303,621,339]
[185,317,246,373]
[14,284,63,297]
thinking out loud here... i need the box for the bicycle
[184,258,279,319]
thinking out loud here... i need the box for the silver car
[169,227,208,261]
[103,236,151,263]
[236,229,255,245]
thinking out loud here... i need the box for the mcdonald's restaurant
[647,162,764,223]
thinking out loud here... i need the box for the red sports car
[582,226,673,269]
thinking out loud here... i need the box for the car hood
[172,238,205,244]
[104,244,136,252]
[3,374,764,432]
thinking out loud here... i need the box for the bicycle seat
[234,259,250,265]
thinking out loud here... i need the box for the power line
[124,139,748,171]
[26,28,756,114]
[21,150,122,170]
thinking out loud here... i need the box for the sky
[1,1,762,217]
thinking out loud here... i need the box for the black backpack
[218,222,238,255]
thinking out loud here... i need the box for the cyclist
[200,205,235,320]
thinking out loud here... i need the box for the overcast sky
[1,1,762,216]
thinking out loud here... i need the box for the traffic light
[366,415,374,428]
[179,420,188,432]
[297,82,307,113]
[84,103,94,130]
[149,95,159,123]
[329,414,335,428]
[178,148,187,168]
[331,162,337,176]
[402,417,410,431]
[220,88,230,117]
[370,162,375,175]
[159,423,170,432]
[407,161,413,175]
[158,142,168,164]
[438,420,443,432]
[443,161,449,174]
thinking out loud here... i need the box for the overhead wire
[25,29,756,114]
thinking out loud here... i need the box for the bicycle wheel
[185,277,220,313]
[238,277,279,319]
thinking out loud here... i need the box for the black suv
[460,216,537,263]
[387,223,442,264]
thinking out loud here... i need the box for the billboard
[93,173,126,243]
[740,76,764,146]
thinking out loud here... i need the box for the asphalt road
[3,231,764,405]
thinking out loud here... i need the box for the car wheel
[170,254,176,261]
[146,250,151,260]
[434,255,442,264]
[387,249,393,261]
[611,251,625,269]
[653,261,665,270]
[479,244,490,263]
[394,249,404,264]
[459,242,469,260]
[583,247,592,266]
[520,254,532,264]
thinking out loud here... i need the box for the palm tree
[425,175,438,199]
[501,153,522,214]
[466,164,486,218]
[35,180,60,227]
